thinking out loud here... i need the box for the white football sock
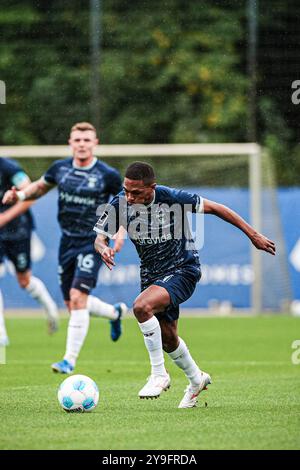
[26,276,58,320]
[168,337,202,388]
[64,309,90,367]
[87,295,118,320]
[138,316,167,376]
[0,290,8,339]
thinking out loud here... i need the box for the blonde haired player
[3,123,127,372]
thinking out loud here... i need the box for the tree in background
[0,0,299,184]
[0,0,247,145]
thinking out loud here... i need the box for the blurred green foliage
[0,1,247,146]
[0,1,299,185]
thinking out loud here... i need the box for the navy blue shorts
[0,237,31,273]
[58,236,102,301]
[141,264,202,322]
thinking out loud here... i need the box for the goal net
[0,144,291,313]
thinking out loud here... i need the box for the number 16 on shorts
[77,253,95,274]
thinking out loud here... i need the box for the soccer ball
[57,374,99,412]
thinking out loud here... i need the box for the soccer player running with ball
[3,122,127,373]
[94,162,276,408]
[0,157,59,345]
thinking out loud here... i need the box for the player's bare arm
[0,176,35,227]
[0,199,34,228]
[94,234,116,270]
[112,226,127,253]
[2,178,52,205]
[203,198,276,255]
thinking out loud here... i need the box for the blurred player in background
[3,122,127,373]
[94,162,276,408]
[0,157,59,346]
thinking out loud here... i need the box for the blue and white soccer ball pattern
[58,375,99,412]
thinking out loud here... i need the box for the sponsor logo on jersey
[136,233,172,245]
[88,176,98,188]
[59,191,96,206]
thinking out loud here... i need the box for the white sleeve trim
[93,227,115,239]
[17,191,26,201]
[196,196,204,213]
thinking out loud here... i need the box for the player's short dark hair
[125,162,156,185]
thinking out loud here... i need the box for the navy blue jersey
[0,157,34,241]
[43,157,122,239]
[94,185,203,283]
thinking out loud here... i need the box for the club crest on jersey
[88,176,98,188]
[97,210,109,226]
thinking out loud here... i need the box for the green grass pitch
[0,315,300,450]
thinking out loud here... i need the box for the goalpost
[0,143,291,313]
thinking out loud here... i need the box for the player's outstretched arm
[0,199,33,228]
[2,178,51,205]
[203,199,276,256]
[94,234,116,270]
[0,177,35,227]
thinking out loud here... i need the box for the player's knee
[69,289,87,310]
[17,273,30,289]
[18,278,29,289]
[133,298,153,321]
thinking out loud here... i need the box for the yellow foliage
[152,30,171,49]
[206,113,220,127]
[150,55,162,66]
[186,83,199,95]
[213,92,225,104]
[198,66,211,81]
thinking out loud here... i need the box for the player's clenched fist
[2,187,19,205]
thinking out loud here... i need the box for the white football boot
[178,371,211,409]
[139,373,171,399]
